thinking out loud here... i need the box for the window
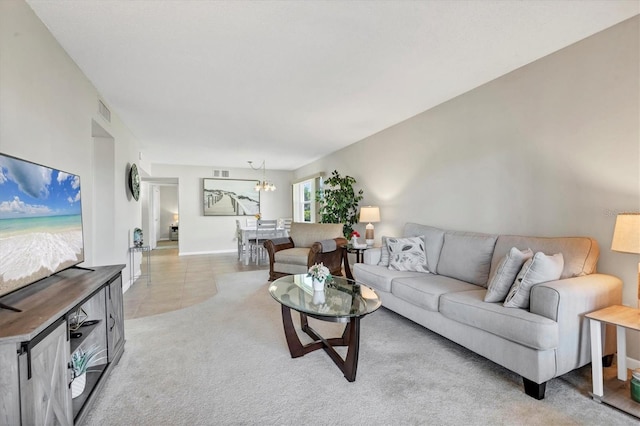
[293,177,319,223]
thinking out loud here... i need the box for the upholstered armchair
[264,222,348,281]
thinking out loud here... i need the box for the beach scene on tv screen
[0,155,84,296]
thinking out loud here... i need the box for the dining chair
[246,218,257,228]
[251,219,278,264]
[235,219,245,261]
[279,218,293,237]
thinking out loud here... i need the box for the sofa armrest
[264,237,294,256]
[363,247,382,265]
[530,274,623,322]
[309,237,348,276]
[264,237,295,281]
[530,273,623,374]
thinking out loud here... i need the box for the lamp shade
[611,213,640,254]
[359,206,380,223]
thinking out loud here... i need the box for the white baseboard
[627,356,640,371]
[178,249,236,256]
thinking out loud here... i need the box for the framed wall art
[203,178,260,216]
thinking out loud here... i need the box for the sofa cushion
[504,252,564,309]
[273,262,309,276]
[403,223,445,272]
[352,263,425,293]
[440,289,559,350]
[491,235,598,279]
[391,275,479,312]
[484,247,533,302]
[274,247,309,266]
[289,222,343,248]
[387,237,430,272]
[436,231,498,286]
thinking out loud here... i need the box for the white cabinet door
[20,321,73,426]
[107,275,125,362]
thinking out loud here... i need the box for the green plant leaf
[316,170,364,237]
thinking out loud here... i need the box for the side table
[129,245,151,286]
[585,305,640,419]
[170,225,179,241]
[342,245,368,280]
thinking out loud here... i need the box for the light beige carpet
[84,270,637,425]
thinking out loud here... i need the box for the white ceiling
[26,1,639,171]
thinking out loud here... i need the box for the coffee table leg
[342,317,360,382]
[280,305,362,381]
[281,304,306,357]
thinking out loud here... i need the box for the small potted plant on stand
[70,345,107,398]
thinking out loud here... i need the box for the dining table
[239,225,288,265]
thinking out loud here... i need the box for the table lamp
[610,212,640,307]
[359,206,380,247]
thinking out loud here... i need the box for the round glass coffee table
[269,274,381,382]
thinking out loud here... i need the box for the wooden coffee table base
[280,304,360,382]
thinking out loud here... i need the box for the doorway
[141,178,179,251]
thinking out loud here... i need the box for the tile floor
[124,242,267,319]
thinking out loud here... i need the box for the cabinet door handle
[109,313,115,331]
[68,362,74,388]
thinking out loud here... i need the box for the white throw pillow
[504,252,564,309]
[387,237,429,273]
[484,247,533,303]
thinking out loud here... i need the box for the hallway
[124,247,268,319]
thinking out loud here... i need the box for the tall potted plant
[316,170,364,237]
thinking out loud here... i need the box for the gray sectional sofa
[352,223,622,399]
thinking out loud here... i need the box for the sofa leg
[522,378,546,400]
[602,354,614,368]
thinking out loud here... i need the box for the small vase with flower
[308,262,330,291]
[350,230,360,247]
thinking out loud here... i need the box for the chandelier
[248,160,276,192]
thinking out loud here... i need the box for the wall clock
[129,163,140,201]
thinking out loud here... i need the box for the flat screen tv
[0,152,85,309]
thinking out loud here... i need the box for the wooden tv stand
[0,265,125,425]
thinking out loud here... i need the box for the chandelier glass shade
[255,180,276,192]
[248,160,276,192]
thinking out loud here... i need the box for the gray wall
[0,1,145,288]
[150,163,293,255]
[294,17,640,360]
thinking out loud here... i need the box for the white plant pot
[312,290,325,305]
[312,278,324,291]
[71,372,86,398]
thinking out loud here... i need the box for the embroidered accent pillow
[504,252,564,309]
[387,237,429,273]
[484,247,533,302]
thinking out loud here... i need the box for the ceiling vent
[213,169,230,178]
[98,100,111,122]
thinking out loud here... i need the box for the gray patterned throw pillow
[387,236,429,273]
